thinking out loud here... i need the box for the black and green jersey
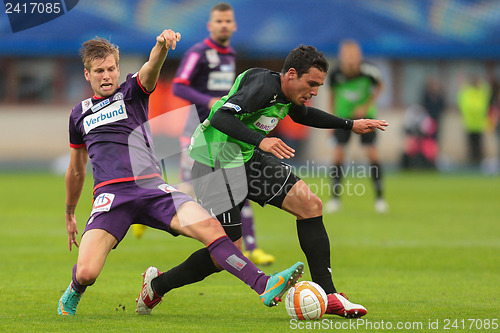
[329,60,382,119]
[189,68,292,168]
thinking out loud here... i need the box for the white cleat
[325,293,367,318]
[136,266,162,315]
[375,198,388,213]
[325,198,341,213]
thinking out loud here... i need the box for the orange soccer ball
[285,281,328,320]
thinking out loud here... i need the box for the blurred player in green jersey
[326,39,388,213]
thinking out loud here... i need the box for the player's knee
[308,196,323,217]
[196,218,226,245]
[207,217,225,233]
[299,194,323,218]
[76,266,98,285]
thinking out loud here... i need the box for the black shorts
[191,150,300,237]
[245,149,301,207]
[334,128,376,146]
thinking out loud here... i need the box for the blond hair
[79,37,119,70]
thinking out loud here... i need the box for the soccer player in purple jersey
[172,2,275,265]
[57,30,304,316]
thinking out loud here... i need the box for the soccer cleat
[375,198,388,213]
[259,262,304,307]
[325,198,341,213]
[325,293,367,318]
[136,266,162,315]
[58,282,83,315]
[132,224,147,238]
[244,248,275,266]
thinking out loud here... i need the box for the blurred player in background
[58,31,304,316]
[170,2,275,265]
[457,74,490,167]
[148,45,388,318]
[326,39,388,213]
[421,75,446,141]
[488,79,500,169]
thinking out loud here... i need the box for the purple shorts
[84,177,193,247]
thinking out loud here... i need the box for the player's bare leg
[281,180,322,220]
[176,182,196,198]
[58,229,117,315]
[76,229,117,284]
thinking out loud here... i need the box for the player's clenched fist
[157,29,181,50]
[352,119,389,134]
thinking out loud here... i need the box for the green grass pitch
[0,172,498,332]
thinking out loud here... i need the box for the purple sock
[208,236,269,294]
[241,200,257,251]
[71,264,91,294]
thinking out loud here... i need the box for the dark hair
[80,37,119,70]
[211,2,233,13]
[281,45,328,77]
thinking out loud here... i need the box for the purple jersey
[173,38,236,136]
[69,73,162,191]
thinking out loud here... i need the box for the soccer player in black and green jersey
[150,45,388,317]
[326,39,387,214]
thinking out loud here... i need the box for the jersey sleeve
[218,69,274,115]
[210,109,266,147]
[360,62,382,85]
[172,76,211,106]
[130,72,154,96]
[172,49,212,106]
[68,110,85,148]
[288,104,353,130]
[173,50,202,86]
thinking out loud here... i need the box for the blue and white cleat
[260,262,304,307]
[58,282,83,315]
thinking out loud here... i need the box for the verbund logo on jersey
[83,100,128,134]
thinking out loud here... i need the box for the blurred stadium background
[1,2,499,329]
[1,0,500,173]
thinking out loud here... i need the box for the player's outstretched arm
[351,119,389,134]
[139,29,181,92]
[65,147,88,251]
[288,105,388,134]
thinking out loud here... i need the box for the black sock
[296,216,336,294]
[152,248,221,297]
[331,164,343,198]
[370,163,383,199]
